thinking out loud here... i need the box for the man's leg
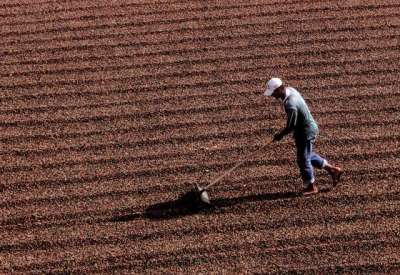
[296,139,318,195]
[309,142,342,186]
[310,152,326,169]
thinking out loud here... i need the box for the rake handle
[204,160,246,190]
[204,142,271,190]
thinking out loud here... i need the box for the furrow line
[2,3,399,47]
[2,2,394,38]
[0,117,398,163]
[3,46,399,80]
[0,0,330,29]
[2,74,398,108]
[1,114,398,157]
[279,262,400,275]
[79,239,400,273]
[2,198,400,252]
[3,18,400,57]
[73,239,400,273]
[1,100,398,144]
[1,90,398,128]
[2,121,399,167]
[7,243,400,274]
[2,164,400,211]
[0,230,391,254]
[2,112,267,141]
[1,229,398,265]
[1,124,396,170]
[3,26,398,67]
[1,132,397,174]
[2,63,400,91]
[5,176,398,218]
[3,149,400,193]
[0,1,321,37]
[79,68,400,94]
[0,0,202,19]
[141,168,400,203]
[4,54,399,90]
[3,55,399,96]
[114,206,400,244]
[2,84,399,117]
[0,0,58,9]
[2,168,399,231]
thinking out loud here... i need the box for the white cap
[264,77,283,96]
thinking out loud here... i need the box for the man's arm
[273,107,297,141]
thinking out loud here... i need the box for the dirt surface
[1,0,400,273]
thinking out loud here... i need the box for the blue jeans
[295,138,326,186]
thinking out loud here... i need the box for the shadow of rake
[110,189,331,222]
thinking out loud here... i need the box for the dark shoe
[303,182,318,196]
[329,167,343,187]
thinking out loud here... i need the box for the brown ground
[1,0,400,273]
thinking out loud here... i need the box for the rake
[186,141,272,205]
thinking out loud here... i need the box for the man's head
[264,77,286,100]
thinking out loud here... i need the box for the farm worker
[264,77,342,195]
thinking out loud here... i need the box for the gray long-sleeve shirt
[283,87,318,141]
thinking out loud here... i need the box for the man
[264,77,342,195]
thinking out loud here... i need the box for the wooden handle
[204,142,271,190]
[204,160,245,190]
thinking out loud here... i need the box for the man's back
[283,87,318,140]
